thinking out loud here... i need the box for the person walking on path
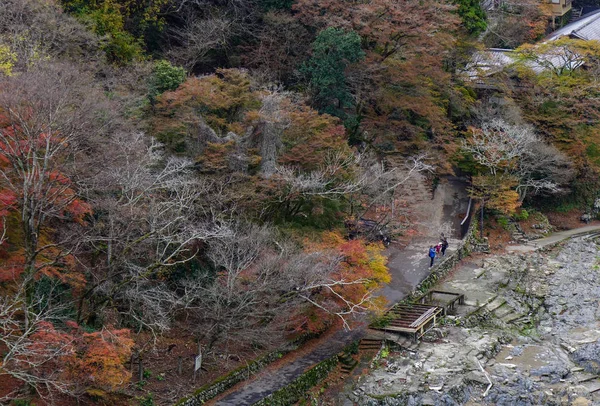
[440,233,449,256]
[428,245,436,268]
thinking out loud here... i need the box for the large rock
[572,340,600,374]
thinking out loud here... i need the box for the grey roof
[466,48,516,78]
[546,9,600,41]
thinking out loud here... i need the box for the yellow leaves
[320,230,345,246]
[312,230,390,287]
[471,174,521,215]
[366,244,390,285]
[0,45,16,77]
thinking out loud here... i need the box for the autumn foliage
[4,0,594,402]
[296,231,389,333]
[1,319,133,399]
[65,323,134,392]
[0,113,90,286]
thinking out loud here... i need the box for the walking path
[213,328,365,405]
[379,176,469,303]
[209,177,470,405]
[506,224,600,253]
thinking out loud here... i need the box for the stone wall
[175,331,324,405]
[176,350,284,406]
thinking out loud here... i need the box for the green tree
[301,27,364,119]
[61,0,145,64]
[148,60,186,102]
[455,0,487,35]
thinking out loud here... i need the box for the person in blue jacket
[428,245,436,268]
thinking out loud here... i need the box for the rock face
[572,342,600,375]
[351,236,600,406]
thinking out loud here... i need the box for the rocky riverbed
[349,236,600,406]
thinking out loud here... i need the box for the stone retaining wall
[175,331,323,405]
[176,350,284,406]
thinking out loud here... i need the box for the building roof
[546,9,600,41]
[466,48,516,79]
[464,13,600,84]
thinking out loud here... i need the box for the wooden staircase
[358,338,382,351]
[570,8,583,23]
[338,352,359,375]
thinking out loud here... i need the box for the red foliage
[0,112,91,288]
[5,321,134,399]
[67,326,134,391]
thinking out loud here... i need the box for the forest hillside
[0,0,599,404]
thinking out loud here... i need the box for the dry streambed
[350,236,600,406]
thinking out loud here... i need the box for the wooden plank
[412,307,437,324]
[388,308,427,314]
[394,303,436,309]
[390,321,417,327]
[388,310,426,317]
[409,313,433,329]
[409,307,438,328]
[431,290,461,297]
[381,326,417,333]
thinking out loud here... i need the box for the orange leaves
[29,320,74,348]
[0,246,85,289]
[320,231,390,286]
[300,231,390,331]
[12,321,133,395]
[155,69,259,141]
[67,327,134,391]
[471,174,521,215]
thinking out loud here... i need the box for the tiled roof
[465,49,517,79]
[546,9,600,41]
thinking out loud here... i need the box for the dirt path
[506,224,600,253]
[209,176,469,405]
[212,328,365,406]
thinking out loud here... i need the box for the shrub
[497,216,510,229]
[513,209,529,221]
[148,60,186,101]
